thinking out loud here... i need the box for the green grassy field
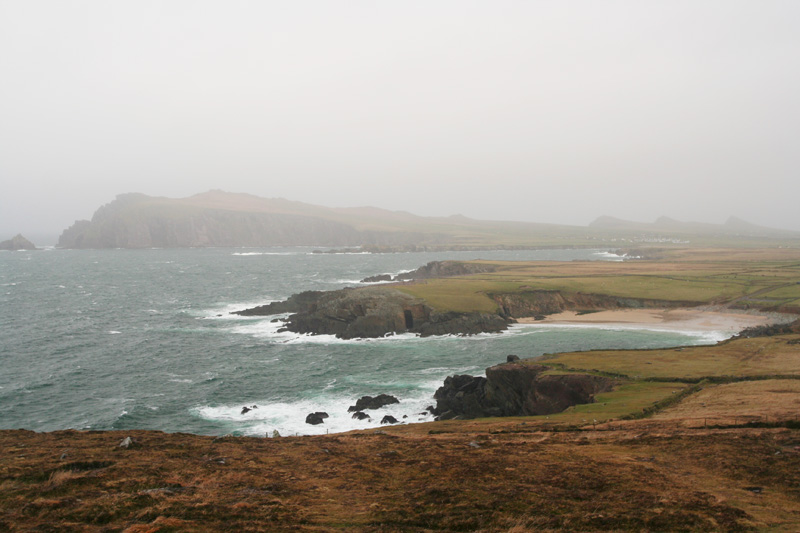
[396,249,800,313]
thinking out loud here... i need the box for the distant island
[57,190,800,249]
[0,234,37,251]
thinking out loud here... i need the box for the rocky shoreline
[232,260,701,339]
[279,357,613,428]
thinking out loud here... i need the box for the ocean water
[1,247,725,437]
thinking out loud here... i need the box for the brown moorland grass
[2,425,800,532]
[652,379,800,423]
[538,333,800,380]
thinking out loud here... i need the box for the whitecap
[593,251,626,261]
[192,390,438,437]
[108,330,122,335]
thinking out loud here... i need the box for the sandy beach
[516,308,781,334]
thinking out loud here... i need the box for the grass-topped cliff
[57,190,800,249]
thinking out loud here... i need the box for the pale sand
[516,308,778,334]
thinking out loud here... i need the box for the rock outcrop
[235,285,510,339]
[348,394,399,412]
[232,291,325,316]
[0,234,37,251]
[360,261,499,283]
[305,412,329,425]
[433,362,613,420]
[490,290,697,318]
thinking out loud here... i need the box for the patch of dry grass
[539,334,800,380]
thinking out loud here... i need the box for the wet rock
[361,274,393,283]
[348,394,399,412]
[241,406,251,415]
[305,412,329,425]
[380,415,399,425]
[351,411,371,420]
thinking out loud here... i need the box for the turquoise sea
[0,248,727,437]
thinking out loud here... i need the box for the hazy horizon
[2,1,799,242]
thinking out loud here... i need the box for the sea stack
[0,234,37,251]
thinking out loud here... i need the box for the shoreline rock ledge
[233,285,509,339]
[432,362,613,420]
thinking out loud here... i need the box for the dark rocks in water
[358,261,499,284]
[0,234,37,251]
[432,363,613,420]
[351,411,371,420]
[233,291,325,317]
[506,354,520,363]
[361,274,393,283]
[348,394,399,412]
[241,406,251,415]
[305,412,329,425]
[380,415,399,425]
[394,260,499,281]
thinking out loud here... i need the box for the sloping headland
[56,190,800,249]
[3,248,800,530]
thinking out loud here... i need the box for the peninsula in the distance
[56,190,800,250]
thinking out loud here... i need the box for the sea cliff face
[491,290,698,318]
[56,192,429,249]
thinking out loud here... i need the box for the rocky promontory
[361,260,499,283]
[234,285,508,339]
[233,259,702,339]
[0,234,37,251]
[433,362,613,420]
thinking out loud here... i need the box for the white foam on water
[592,251,626,261]
[194,300,282,320]
[232,252,306,256]
[193,389,439,437]
[108,331,121,335]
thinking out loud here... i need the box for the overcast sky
[2,1,799,242]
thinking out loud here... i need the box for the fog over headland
[1,1,799,243]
